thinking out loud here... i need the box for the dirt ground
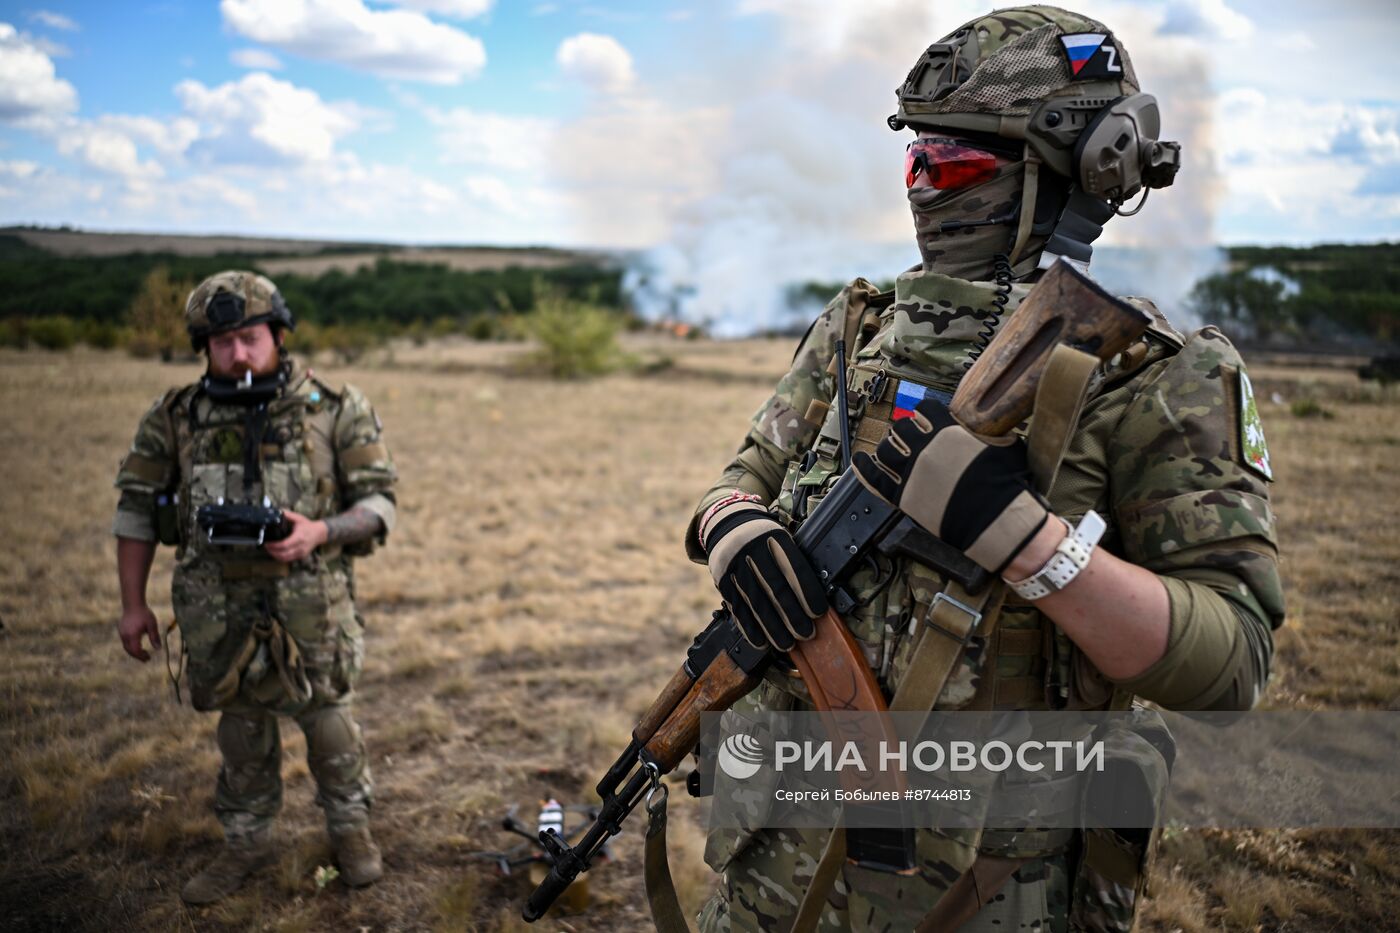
[0,337,1396,932]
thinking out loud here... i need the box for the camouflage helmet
[890,5,1179,206]
[185,270,295,351]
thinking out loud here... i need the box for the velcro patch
[1059,32,1125,81]
[1237,370,1273,481]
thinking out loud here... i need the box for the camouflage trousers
[696,826,1071,933]
[214,696,373,843]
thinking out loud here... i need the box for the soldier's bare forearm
[116,536,157,610]
[323,505,385,546]
[1006,519,1171,680]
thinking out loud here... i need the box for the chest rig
[768,275,1158,716]
[158,366,353,711]
[165,366,343,574]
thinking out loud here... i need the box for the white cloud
[220,0,486,84]
[1157,0,1254,41]
[54,122,164,180]
[0,22,77,120]
[463,174,518,214]
[0,158,41,179]
[1273,29,1315,52]
[176,72,359,165]
[0,158,47,199]
[230,47,284,70]
[1213,89,1400,235]
[97,113,201,160]
[556,33,635,94]
[426,106,554,170]
[27,10,78,31]
[384,0,493,19]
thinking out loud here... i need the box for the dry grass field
[1,336,1397,932]
[255,248,602,278]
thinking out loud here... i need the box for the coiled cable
[962,251,1013,371]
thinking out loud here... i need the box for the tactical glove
[700,494,828,652]
[852,398,1050,574]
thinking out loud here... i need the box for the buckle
[864,370,888,405]
[923,591,982,642]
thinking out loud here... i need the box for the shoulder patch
[1237,370,1273,482]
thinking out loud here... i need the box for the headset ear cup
[1073,93,1164,204]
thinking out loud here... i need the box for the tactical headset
[888,27,1182,270]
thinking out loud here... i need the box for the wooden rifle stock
[640,606,894,772]
[951,260,1151,436]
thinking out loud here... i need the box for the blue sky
[1,0,1397,261]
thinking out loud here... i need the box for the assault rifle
[522,261,1151,921]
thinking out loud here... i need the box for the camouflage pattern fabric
[114,358,395,840]
[184,269,294,347]
[215,700,373,842]
[907,163,1048,280]
[688,269,1283,930]
[897,6,1139,125]
[697,825,1071,933]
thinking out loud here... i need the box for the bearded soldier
[112,271,397,905]
[689,6,1282,931]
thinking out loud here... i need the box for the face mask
[908,160,1024,280]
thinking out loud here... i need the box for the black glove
[852,398,1050,574]
[700,496,828,652]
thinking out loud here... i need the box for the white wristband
[1005,510,1106,600]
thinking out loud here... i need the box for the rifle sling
[644,787,691,933]
[1027,344,1099,496]
[788,344,1100,932]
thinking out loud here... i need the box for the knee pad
[301,706,364,770]
[217,710,279,767]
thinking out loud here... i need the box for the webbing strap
[891,581,1000,716]
[208,614,311,709]
[1008,146,1041,269]
[914,343,1101,930]
[163,617,185,705]
[913,854,1028,932]
[787,581,1003,931]
[1026,344,1098,496]
[643,785,693,933]
[790,827,845,933]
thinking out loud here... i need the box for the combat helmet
[890,5,1181,270]
[185,270,295,351]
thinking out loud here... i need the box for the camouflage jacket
[113,359,396,709]
[689,269,1283,714]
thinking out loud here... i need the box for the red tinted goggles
[903,138,1007,189]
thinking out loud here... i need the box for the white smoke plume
[594,1,1229,336]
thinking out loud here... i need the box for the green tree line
[0,234,623,326]
[1188,242,1400,346]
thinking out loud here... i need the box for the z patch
[1059,32,1124,80]
[1237,370,1273,481]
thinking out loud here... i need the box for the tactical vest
[766,282,1183,718]
[155,365,359,710]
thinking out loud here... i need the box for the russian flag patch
[1059,32,1123,80]
[892,380,931,420]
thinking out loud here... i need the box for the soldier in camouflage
[690,6,1282,932]
[112,271,398,905]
